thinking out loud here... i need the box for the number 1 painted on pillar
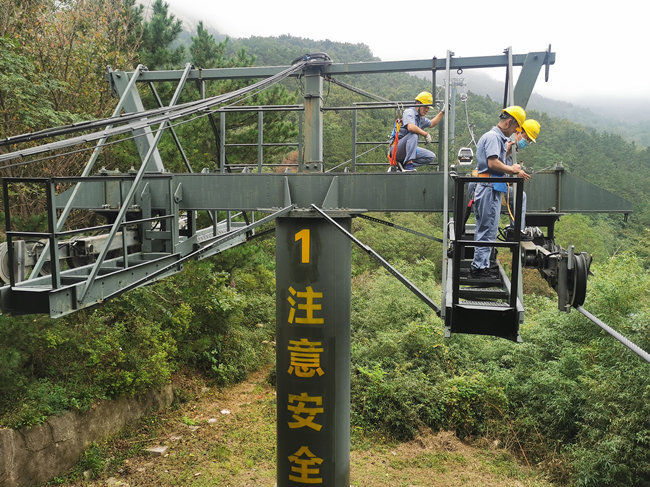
[295,229,310,264]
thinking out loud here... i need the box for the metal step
[458,288,510,300]
[445,253,524,342]
[0,252,181,317]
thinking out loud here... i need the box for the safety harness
[387,118,402,167]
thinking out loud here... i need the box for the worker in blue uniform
[393,91,444,171]
[471,106,531,278]
[504,118,540,239]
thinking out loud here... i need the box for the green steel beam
[304,67,324,163]
[514,51,548,108]
[52,172,632,215]
[171,172,631,214]
[525,170,633,213]
[109,68,166,172]
[131,52,555,82]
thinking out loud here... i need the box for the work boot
[402,162,416,172]
[470,266,499,279]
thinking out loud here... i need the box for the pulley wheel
[569,253,588,307]
[69,242,91,268]
[0,242,11,284]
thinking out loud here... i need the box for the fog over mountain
[140,0,649,146]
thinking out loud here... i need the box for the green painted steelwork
[514,50,550,107]
[304,68,324,164]
[129,53,555,82]
[275,217,351,487]
[109,66,167,172]
[50,171,633,214]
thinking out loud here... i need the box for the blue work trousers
[395,132,436,166]
[472,183,502,270]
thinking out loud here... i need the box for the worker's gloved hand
[425,133,432,144]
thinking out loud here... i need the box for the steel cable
[325,76,390,103]
[325,144,384,173]
[0,86,284,171]
[0,60,308,164]
[0,61,312,148]
[576,306,650,363]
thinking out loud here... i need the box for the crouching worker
[392,91,444,171]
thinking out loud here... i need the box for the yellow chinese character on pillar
[287,338,325,378]
[287,286,324,324]
[288,393,324,431]
[288,446,324,484]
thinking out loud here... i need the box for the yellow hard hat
[415,91,433,105]
[502,105,526,127]
[522,119,540,142]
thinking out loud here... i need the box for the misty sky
[154,0,649,109]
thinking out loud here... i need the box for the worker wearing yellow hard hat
[501,119,541,240]
[520,119,541,145]
[470,105,531,278]
[501,105,527,128]
[390,91,444,172]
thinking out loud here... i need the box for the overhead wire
[0,81,230,148]
[0,60,309,165]
[463,95,477,147]
[0,61,313,148]
[0,87,274,171]
[0,107,227,171]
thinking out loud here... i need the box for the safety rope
[387,119,402,167]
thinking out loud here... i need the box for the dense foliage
[0,241,276,428]
[349,214,649,486]
[0,2,648,486]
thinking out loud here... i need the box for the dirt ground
[56,366,554,487]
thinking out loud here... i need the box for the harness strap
[388,119,401,166]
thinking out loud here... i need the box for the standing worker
[392,91,444,171]
[470,106,531,278]
[504,118,540,240]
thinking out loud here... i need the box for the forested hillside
[433,70,650,148]
[0,1,648,486]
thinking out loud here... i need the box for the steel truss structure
[0,46,632,328]
[0,46,641,487]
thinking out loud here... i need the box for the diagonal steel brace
[311,204,441,315]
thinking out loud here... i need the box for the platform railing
[2,175,174,289]
[451,175,524,309]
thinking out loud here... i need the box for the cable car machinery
[0,47,633,339]
[0,45,647,487]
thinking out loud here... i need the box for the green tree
[139,0,184,69]
[189,21,225,68]
[118,0,144,52]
